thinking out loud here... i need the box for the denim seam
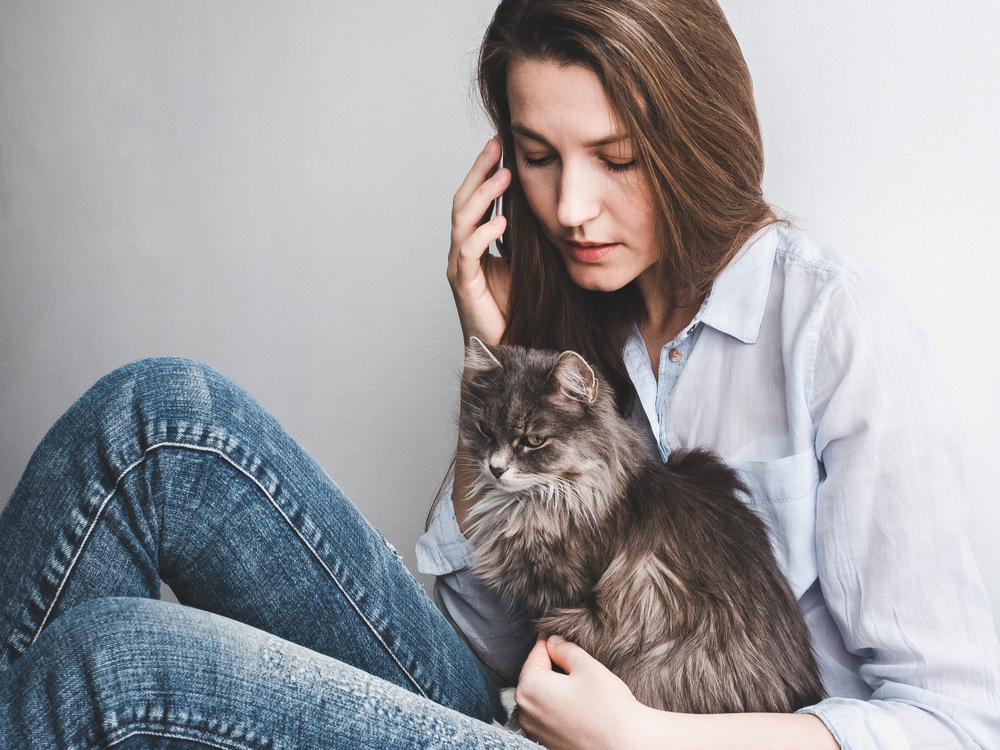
[31,440,430,701]
[103,727,260,750]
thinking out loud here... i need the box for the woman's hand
[447,138,512,346]
[514,635,842,750]
[515,635,647,750]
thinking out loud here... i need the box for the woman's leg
[1,597,534,749]
[0,358,502,722]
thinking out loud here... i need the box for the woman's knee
[58,357,273,463]
[84,357,239,422]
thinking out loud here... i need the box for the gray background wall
[2,1,998,630]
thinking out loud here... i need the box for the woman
[435,2,999,748]
[1,2,997,750]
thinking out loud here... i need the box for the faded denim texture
[0,358,532,749]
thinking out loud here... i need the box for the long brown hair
[479,0,775,413]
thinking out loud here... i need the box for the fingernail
[482,139,493,154]
[548,634,564,645]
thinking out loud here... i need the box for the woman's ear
[550,350,598,405]
[465,336,503,374]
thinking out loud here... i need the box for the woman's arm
[800,272,1000,749]
[415,139,533,678]
[446,136,512,534]
[446,137,510,350]
[515,636,839,750]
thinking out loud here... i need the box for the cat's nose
[490,464,507,478]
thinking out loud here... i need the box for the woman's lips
[566,241,617,263]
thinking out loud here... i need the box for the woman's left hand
[515,634,648,750]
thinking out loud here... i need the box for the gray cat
[460,338,823,714]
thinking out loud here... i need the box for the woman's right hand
[448,138,512,346]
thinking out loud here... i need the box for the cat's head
[460,338,636,524]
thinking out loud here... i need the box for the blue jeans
[0,358,533,749]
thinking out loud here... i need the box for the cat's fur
[460,338,823,714]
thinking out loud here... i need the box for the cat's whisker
[459,393,486,409]
[459,394,489,412]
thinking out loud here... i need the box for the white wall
[0,0,500,594]
[1,1,997,627]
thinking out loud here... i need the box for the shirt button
[668,348,683,363]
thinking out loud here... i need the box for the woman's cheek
[520,174,559,234]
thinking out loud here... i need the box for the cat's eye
[522,434,546,448]
[476,422,495,439]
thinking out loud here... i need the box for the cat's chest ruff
[470,487,610,611]
[478,480,609,538]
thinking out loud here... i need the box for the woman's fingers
[447,139,512,345]
[543,634,591,674]
[450,215,505,283]
[516,636,644,750]
[450,139,509,256]
[521,635,554,673]
[450,171,509,251]
[451,138,503,222]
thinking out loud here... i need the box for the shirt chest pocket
[728,450,820,600]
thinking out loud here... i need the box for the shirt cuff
[415,480,476,575]
[798,698,910,750]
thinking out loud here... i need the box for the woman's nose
[556,162,601,228]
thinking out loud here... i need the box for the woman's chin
[565,265,635,293]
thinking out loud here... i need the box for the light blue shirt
[417,225,1000,749]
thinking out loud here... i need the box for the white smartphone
[491,146,510,263]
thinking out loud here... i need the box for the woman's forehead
[507,58,624,147]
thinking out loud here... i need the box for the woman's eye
[477,422,495,438]
[520,154,554,168]
[522,434,546,448]
[603,159,636,173]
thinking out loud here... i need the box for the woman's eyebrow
[510,124,629,149]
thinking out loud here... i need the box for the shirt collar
[697,224,778,344]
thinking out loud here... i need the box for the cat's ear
[465,336,503,374]
[551,351,598,405]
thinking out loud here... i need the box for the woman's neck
[636,276,703,379]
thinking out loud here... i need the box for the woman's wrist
[632,705,840,750]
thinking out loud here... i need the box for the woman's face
[507,58,659,293]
